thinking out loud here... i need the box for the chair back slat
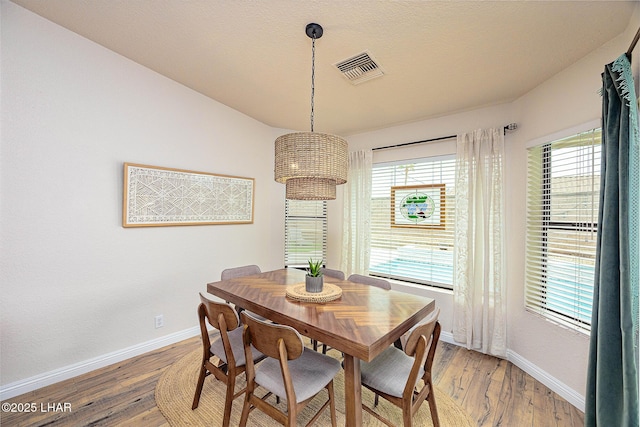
[199,292,240,331]
[240,312,304,360]
[403,309,439,356]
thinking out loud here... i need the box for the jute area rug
[155,346,475,426]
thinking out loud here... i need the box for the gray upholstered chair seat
[360,346,424,398]
[221,265,261,280]
[255,349,341,403]
[243,310,268,322]
[210,327,263,366]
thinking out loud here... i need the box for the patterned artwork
[399,192,436,222]
[391,184,446,228]
[123,163,254,227]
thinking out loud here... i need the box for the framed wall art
[391,184,446,229]
[123,163,254,227]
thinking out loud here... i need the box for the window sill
[387,278,453,296]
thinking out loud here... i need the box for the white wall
[0,0,285,391]
[332,10,638,409]
[2,0,638,407]
[505,12,638,404]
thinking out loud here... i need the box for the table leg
[342,354,362,427]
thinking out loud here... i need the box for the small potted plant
[305,258,324,293]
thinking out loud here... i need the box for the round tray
[285,282,342,303]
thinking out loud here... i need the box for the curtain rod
[372,123,518,151]
[626,26,640,61]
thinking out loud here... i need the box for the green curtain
[585,54,639,427]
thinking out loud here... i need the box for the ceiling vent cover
[334,51,384,85]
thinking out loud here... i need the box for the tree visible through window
[525,128,601,332]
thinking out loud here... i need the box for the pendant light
[274,23,348,200]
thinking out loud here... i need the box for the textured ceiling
[10,0,637,136]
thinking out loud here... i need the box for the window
[525,128,601,332]
[370,155,456,289]
[284,199,327,268]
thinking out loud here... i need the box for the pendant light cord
[310,36,316,132]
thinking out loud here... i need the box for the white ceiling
[11,0,637,136]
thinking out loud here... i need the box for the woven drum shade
[275,131,348,200]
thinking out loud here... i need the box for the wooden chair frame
[239,312,337,427]
[192,294,248,427]
[362,321,441,427]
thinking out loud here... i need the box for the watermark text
[1,402,72,413]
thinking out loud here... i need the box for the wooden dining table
[207,268,435,427]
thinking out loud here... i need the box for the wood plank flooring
[1,336,584,426]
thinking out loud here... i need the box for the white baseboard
[439,330,455,344]
[440,332,584,412]
[1,326,586,413]
[506,349,585,412]
[0,326,199,401]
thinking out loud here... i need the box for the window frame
[524,126,601,332]
[284,199,327,269]
[369,154,457,290]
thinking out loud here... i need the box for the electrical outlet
[155,314,164,329]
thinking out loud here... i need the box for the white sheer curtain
[453,128,507,357]
[340,150,372,276]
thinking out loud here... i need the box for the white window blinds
[370,155,456,289]
[525,128,601,332]
[284,199,327,268]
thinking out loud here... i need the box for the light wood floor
[1,336,584,427]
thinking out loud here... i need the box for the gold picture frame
[123,163,254,227]
[390,184,446,229]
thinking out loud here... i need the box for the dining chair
[359,307,441,427]
[221,264,261,280]
[347,273,392,290]
[239,311,340,427]
[220,264,268,321]
[192,293,264,427]
[320,267,345,280]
